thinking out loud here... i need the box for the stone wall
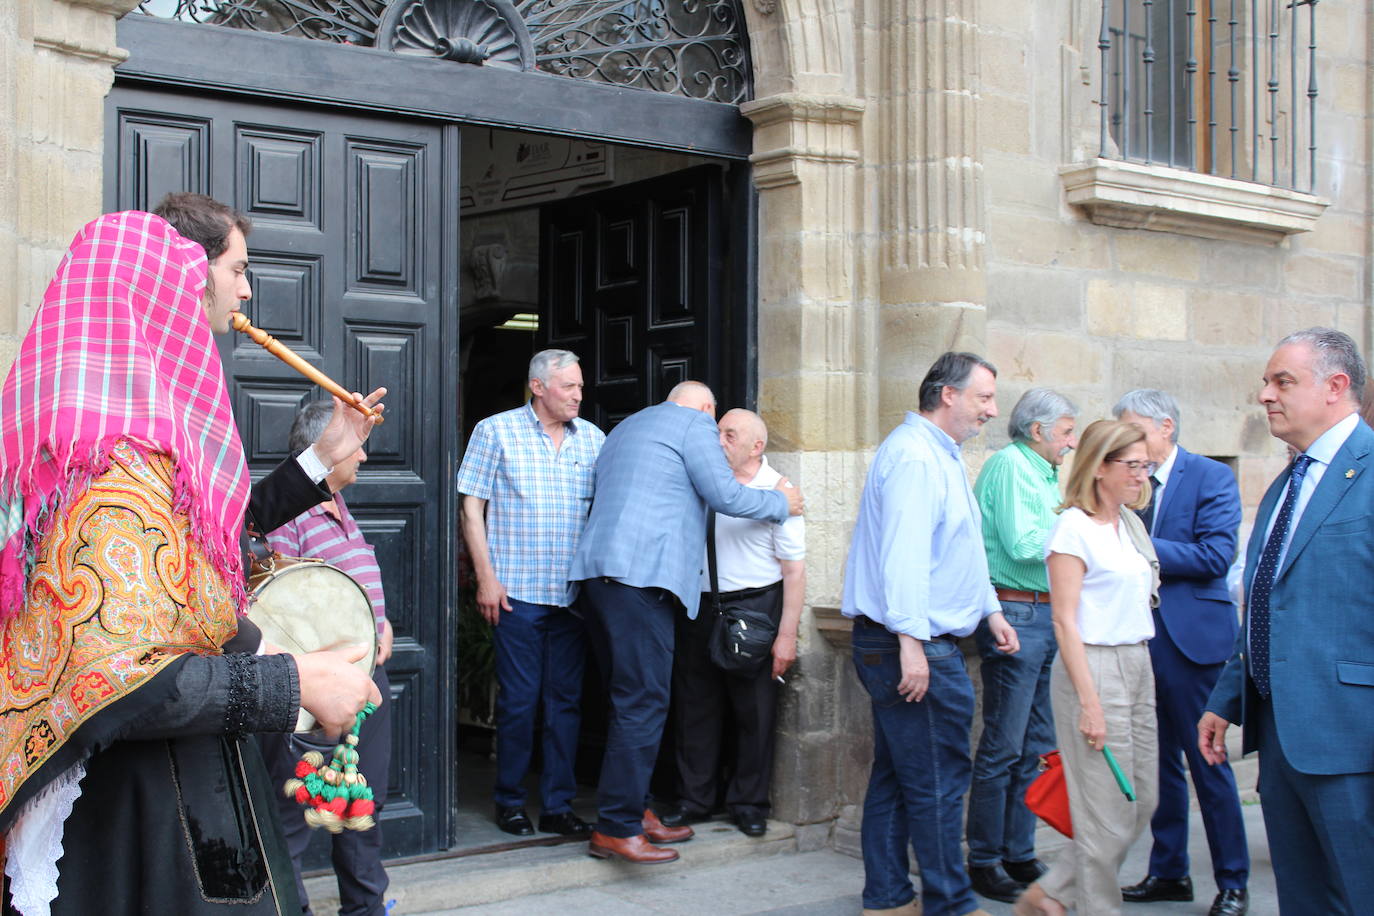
[1,0,139,368]
[745,0,1373,839]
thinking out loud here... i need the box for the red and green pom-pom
[284,703,380,834]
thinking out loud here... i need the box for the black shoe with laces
[1121,875,1194,902]
[537,810,593,836]
[495,805,534,836]
[1209,888,1248,916]
[968,863,1024,903]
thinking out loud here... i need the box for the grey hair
[918,351,998,413]
[288,400,335,453]
[1008,388,1079,442]
[528,349,580,386]
[1278,327,1367,405]
[1112,388,1181,444]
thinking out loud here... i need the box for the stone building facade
[5,0,1371,852]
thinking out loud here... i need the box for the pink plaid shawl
[0,211,250,619]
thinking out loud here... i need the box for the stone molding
[1060,157,1330,245]
[741,92,865,189]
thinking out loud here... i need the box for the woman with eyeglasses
[1016,420,1161,916]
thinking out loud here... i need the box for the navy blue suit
[1207,418,1374,915]
[1145,447,1249,889]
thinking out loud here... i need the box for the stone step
[303,818,798,914]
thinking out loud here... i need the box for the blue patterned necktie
[1249,454,1313,698]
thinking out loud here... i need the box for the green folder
[1102,745,1136,801]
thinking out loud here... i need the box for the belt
[852,615,957,641]
[995,587,1051,604]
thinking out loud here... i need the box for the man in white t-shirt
[664,408,805,838]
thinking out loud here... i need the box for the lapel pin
[1346,469,1356,479]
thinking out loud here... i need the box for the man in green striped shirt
[965,388,1079,904]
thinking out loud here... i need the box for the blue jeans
[492,598,587,813]
[966,599,1057,867]
[852,619,977,916]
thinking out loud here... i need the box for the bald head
[719,408,767,474]
[667,380,716,416]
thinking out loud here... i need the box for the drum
[247,560,377,732]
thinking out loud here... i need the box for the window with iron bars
[1098,0,1319,192]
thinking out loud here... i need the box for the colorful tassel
[283,703,378,834]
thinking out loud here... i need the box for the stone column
[1,0,139,368]
[866,0,988,432]
[740,89,872,843]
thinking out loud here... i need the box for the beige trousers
[1039,643,1158,916]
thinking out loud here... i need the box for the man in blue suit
[1201,328,1374,915]
[568,381,803,864]
[1114,390,1248,916]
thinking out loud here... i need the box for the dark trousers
[491,598,587,813]
[1147,616,1249,889]
[1254,696,1374,916]
[673,583,783,818]
[262,666,392,916]
[579,577,677,838]
[966,598,1057,868]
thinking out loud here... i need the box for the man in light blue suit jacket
[1115,391,1248,916]
[569,381,803,864]
[1202,328,1374,916]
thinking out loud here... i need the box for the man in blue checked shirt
[842,351,1020,916]
[568,381,804,865]
[458,349,606,839]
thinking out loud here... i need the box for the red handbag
[1024,750,1073,838]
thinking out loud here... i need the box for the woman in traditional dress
[0,210,380,915]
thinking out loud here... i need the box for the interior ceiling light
[496,312,539,331]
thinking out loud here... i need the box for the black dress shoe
[968,863,1024,903]
[495,805,534,836]
[537,811,593,836]
[657,805,711,828]
[1002,857,1048,885]
[734,811,767,837]
[1209,888,1249,916]
[1121,875,1194,902]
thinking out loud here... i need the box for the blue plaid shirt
[456,403,606,606]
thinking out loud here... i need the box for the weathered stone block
[1284,253,1361,300]
[981,94,1032,155]
[1132,284,1188,341]
[987,266,1083,332]
[989,211,1111,270]
[1114,231,1202,281]
[1191,290,1269,348]
[988,328,1105,388]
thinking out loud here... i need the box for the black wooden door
[105,87,459,859]
[540,165,730,429]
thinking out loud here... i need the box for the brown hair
[1060,419,1151,516]
[152,192,251,262]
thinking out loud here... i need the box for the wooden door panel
[540,165,723,430]
[106,87,455,860]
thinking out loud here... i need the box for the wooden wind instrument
[229,311,384,424]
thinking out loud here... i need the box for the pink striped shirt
[266,493,386,636]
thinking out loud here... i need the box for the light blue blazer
[1206,418,1374,775]
[566,401,789,618]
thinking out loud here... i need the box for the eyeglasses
[1107,459,1159,475]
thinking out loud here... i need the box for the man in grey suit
[569,381,804,864]
[1201,328,1374,915]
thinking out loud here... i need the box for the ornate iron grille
[135,0,752,103]
[1098,0,1319,191]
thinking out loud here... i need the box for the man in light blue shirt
[843,351,1019,916]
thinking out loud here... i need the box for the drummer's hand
[294,645,382,740]
[313,387,386,467]
[476,575,512,626]
[375,619,394,666]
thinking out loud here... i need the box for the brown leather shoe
[642,807,694,844]
[587,831,680,864]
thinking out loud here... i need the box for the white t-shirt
[1045,507,1154,646]
[701,456,806,593]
